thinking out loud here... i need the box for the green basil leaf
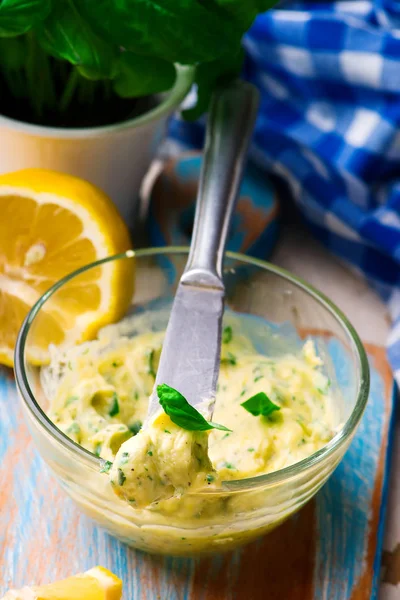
[241,392,280,417]
[0,0,51,38]
[182,50,243,121]
[157,383,231,432]
[80,0,243,64]
[215,1,279,30]
[35,0,118,79]
[113,52,176,98]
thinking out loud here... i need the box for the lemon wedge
[0,169,133,366]
[1,566,123,600]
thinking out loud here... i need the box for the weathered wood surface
[0,344,394,599]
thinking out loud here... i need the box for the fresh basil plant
[0,0,277,126]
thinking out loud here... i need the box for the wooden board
[0,344,395,599]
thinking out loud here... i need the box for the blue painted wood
[148,154,280,261]
[0,344,394,599]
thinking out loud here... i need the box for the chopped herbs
[66,422,80,435]
[128,421,142,435]
[222,432,231,439]
[247,447,255,452]
[254,375,264,383]
[241,392,281,418]
[112,361,120,368]
[117,468,126,486]
[100,460,112,474]
[157,383,231,432]
[317,388,325,395]
[206,474,215,483]
[67,361,73,371]
[224,462,235,469]
[133,391,139,401]
[65,396,78,407]
[119,451,130,465]
[94,443,102,457]
[164,429,171,434]
[147,450,153,456]
[221,352,237,366]
[222,325,233,344]
[147,349,156,379]
[108,393,120,417]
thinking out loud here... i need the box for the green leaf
[113,52,176,98]
[35,0,118,79]
[157,383,231,432]
[222,326,233,345]
[0,0,51,37]
[80,0,244,64]
[241,392,280,417]
[182,49,244,121]
[215,0,279,30]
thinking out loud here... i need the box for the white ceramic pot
[0,65,194,226]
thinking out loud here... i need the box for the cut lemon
[1,566,123,599]
[0,169,133,367]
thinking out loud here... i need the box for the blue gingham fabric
[168,0,400,384]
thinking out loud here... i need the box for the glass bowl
[14,248,370,556]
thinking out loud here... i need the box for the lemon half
[0,169,133,366]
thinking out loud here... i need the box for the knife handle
[181,79,260,289]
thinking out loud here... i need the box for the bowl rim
[14,246,370,492]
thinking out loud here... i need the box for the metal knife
[147,80,259,420]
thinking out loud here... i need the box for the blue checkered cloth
[168,0,400,384]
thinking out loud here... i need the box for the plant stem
[25,32,56,119]
[59,68,80,113]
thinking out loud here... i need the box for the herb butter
[44,321,339,516]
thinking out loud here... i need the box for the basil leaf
[35,0,118,79]
[215,0,279,30]
[0,0,51,38]
[80,0,243,64]
[157,384,231,432]
[113,52,176,98]
[241,392,280,417]
[182,50,243,121]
